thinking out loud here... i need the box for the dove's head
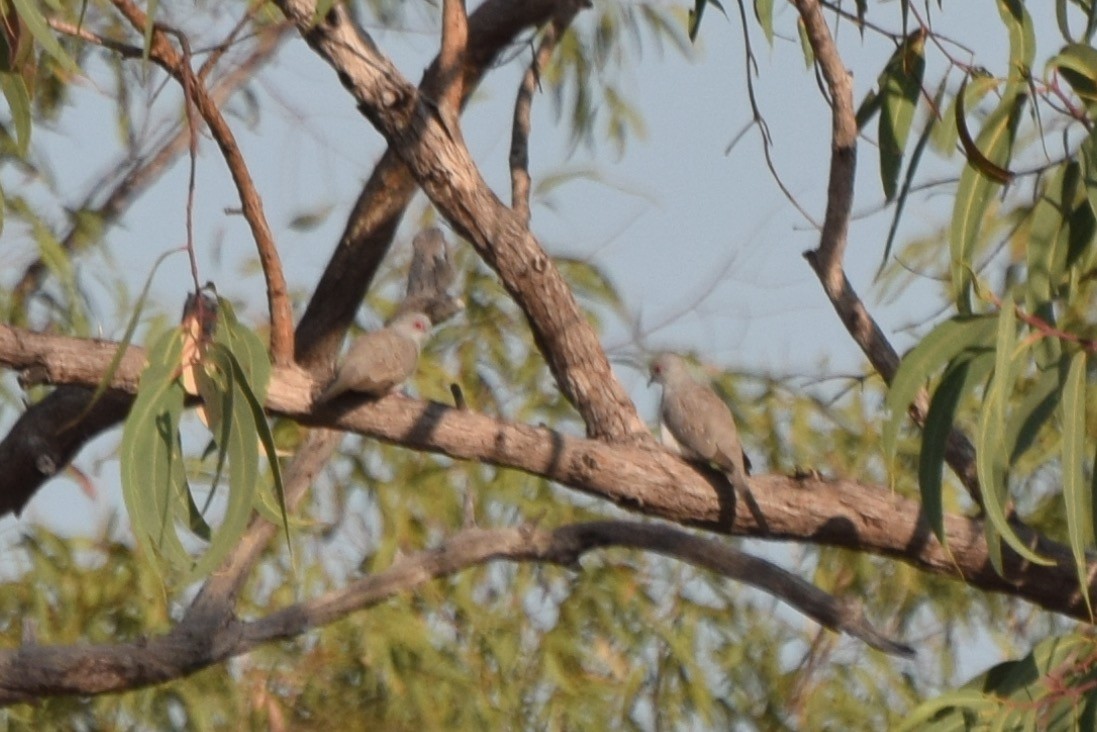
[390,311,433,348]
[648,352,689,387]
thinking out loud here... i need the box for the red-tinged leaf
[950,80,1026,310]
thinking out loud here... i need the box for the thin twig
[509,9,575,225]
[791,0,984,503]
[110,0,295,367]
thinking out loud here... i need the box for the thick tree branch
[294,0,572,370]
[435,0,468,117]
[1,325,1093,622]
[282,0,643,440]
[110,0,294,366]
[0,520,909,704]
[792,0,982,504]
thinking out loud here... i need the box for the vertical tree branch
[294,0,571,371]
[791,0,982,502]
[435,0,468,117]
[509,9,575,225]
[110,0,295,366]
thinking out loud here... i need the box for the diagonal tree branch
[0,520,909,704]
[294,0,576,370]
[280,0,643,441]
[791,0,983,504]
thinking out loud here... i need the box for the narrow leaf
[883,315,998,466]
[919,352,995,546]
[225,348,290,555]
[950,81,1026,310]
[878,30,926,201]
[9,0,78,72]
[186,344,258,580]
[753,0,774,45]
[1060,351,1093,618]
[997,0,1036,77]
[1005,366,1060,464]
[120,329,190,568]
[877,75,946,278]
[0,71,30,154]
[977,299,1054,568]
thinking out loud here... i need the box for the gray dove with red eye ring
[648,352,751,493]
[315,311,432,404]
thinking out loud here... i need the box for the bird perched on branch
[315,311,432,404]
[648,352,751,493]
[395,227,463,324]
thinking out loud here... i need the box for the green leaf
[215,297,271,401]
[997,0,1036,79]
[187,344,259,581]
[796,16,813,68]
[977,298,1054,569]
[753,0,773,45]
[897,690,999,731]
[883,315,998,466]
[919,351,995,547]
[1005,365,1060,464]
[120,328,191,569]
[79,248,181,421]
[877,75,945,278]
[9,0,78,72]
[950,82,1026,311]
[688,0,727,42]
[194,355,233,516]
[1026,162,1084,306]
[224,346,290,556]
[931,72,997,157]
[855,88,882,132]
[0,71,30,154]
[878,31,926,201]
[1078,110,1097,227]
[1060,351,1092,618]
[1050,43,1097,113]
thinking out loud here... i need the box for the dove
[315,311,432,404]
[648,352,751,492]
[407,227,456,300]
[395,227,463,324]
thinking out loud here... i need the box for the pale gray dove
[407,227,456,299]
[315,311,432,404]
[396,227,463,324]
[649,352,751,492]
